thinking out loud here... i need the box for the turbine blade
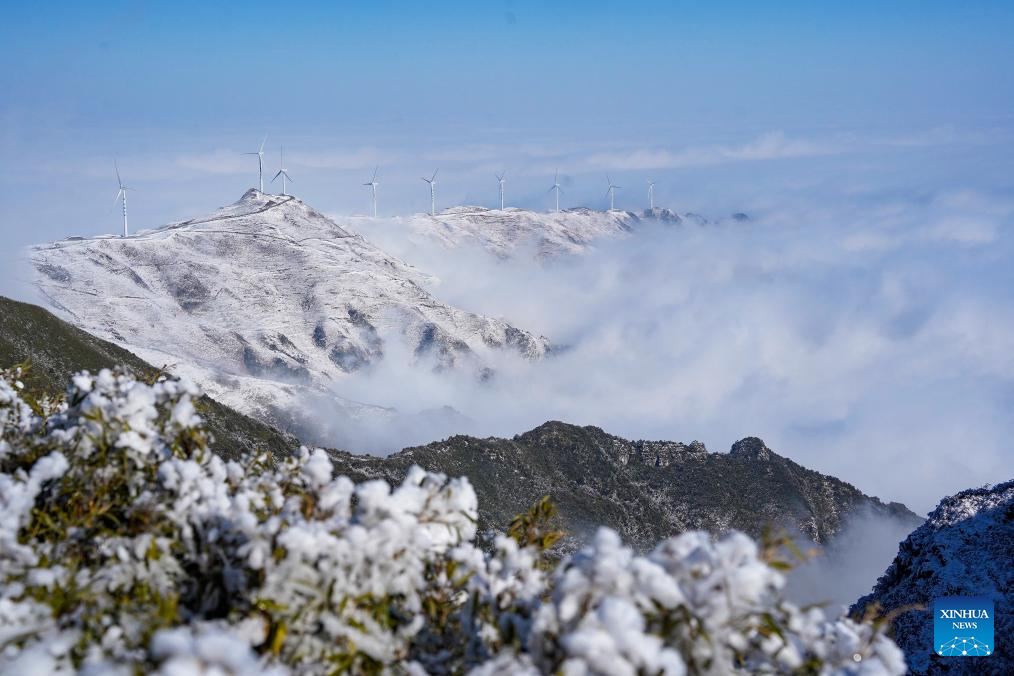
[372,165,379,182]
[260,134,267,153]
[115,160,122,187]
[432,169,439,181]
[272,170,283,182]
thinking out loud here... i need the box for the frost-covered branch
[0,367,905,674]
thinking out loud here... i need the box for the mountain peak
[332,421,920,550]
[31,192,552,446]
[852,479,1013,674]
[729,436,773,461]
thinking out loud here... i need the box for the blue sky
[2,1,1013,244]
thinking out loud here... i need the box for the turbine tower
[647,180,656,210]
[243,134,268,192]
[112,160,132,238]
[422,169,438,216]
[496,171,506,210]
[606,175,621,211]
[549,169,563,212]
[272,146,293,196]
[363,165,379,217]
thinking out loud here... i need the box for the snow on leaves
[0,367,904,674]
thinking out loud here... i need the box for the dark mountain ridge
[329,420,921,550]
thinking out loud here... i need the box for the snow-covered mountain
[851,480,1013,675]
[30,190,550,445]
[390,206,642,258]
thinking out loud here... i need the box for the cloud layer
[338,183,1014,516]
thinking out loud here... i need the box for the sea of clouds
[337,180,1013,520]
[5,128,1011,519]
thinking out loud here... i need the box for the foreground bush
[0,367,905,674]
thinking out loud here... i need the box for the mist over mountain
[3,2,1013,672]
[1,294,920,559]
[20,183,1014,513]
[341,187,1014,514]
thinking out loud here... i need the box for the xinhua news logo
[934,596,994,658]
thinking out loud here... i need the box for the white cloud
[582,131,841,170]
[340,185,1014,516]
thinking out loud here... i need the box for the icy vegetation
[30,190,549,444]
[0,367,905,674]
[852,480,1013,675]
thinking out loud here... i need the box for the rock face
[328,421,920,552]
[852,480,1013,675]
[30,190,550,441]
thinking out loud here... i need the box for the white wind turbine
[647,180,656,210]
[363,165,379,217]
[112,160,133,237]
[549,169,563,212]
[606,175,621,211]
[272,146,293,196]
[496,171,506,210]
[242,134,268,192]
[422,169,438,216]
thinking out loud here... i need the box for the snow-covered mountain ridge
[390,205,643,258]
[30,189,550,444]
[852,480,1013,675]
[366,205,740,259]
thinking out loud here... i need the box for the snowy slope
[30,190,550,445]
[851,480,1013,675]
[390,206,642,258]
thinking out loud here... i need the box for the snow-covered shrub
[0,367,906,674]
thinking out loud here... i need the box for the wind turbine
[549,169,563,212]
[112,160,133,237]
[647,180,656,210]
[496,171,506,210]
[363,165,379,217]
[272,146,293,196]
[606,175,621,211]
[242,134,268,192]
[422,169,438,216]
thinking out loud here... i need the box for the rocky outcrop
[852,480,1013,675]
